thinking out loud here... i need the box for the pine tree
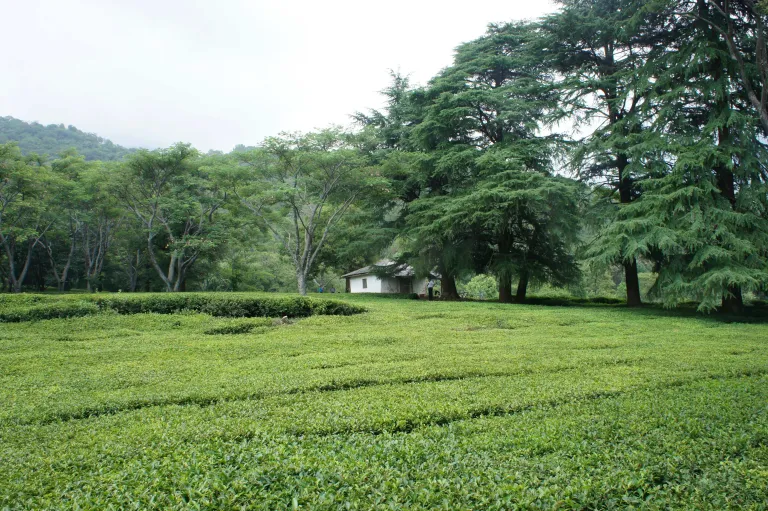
[606,0,768,312]
[542,0,673,306]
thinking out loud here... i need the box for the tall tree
[0,143,51,292]
[80,162,121,291]
[402,21,572,300]
[542,0,669,306]
[41,149,104,291]
[230,129,384,295]
[116,144,224,292]
[603,0,768,312]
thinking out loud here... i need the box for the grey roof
[342,259,439,279]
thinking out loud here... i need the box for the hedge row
[0,301,100,323]
[0,294,366,323]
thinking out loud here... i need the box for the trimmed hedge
[0,294,366,323]
[203,318,274,335]
[0,301,100,323]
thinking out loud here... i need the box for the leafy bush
[203,318,273,335]
[0,301,99,322]
[0,293,366,322]
[92,294,366,318]
[460,274,499,300]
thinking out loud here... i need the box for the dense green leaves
[1,297,767,508]
[0,116,134,161]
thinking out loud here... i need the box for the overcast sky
[2,0,557,152]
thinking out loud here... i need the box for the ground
[1,294,767,509]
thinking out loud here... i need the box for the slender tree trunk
[440,273,460,300]
[515,270,529,303]
[129,250,140,292]
[6,240,35,293]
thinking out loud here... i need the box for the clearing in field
[1,293,767,509]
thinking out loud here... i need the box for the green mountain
[0,116,135,161]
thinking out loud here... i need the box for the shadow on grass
[434,295,768,324]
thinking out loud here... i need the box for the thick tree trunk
[440,274,460,300]
[515,270,529,303]
[722,285,744,314]
[617,154,642,307]
[715,126,743,314]
[624,260,642,307]
[297,272,308,296]
[499,270,513,303]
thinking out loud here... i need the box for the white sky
[2,0,557,152]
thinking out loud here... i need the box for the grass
[1,293,767,509]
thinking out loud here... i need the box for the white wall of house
[348,275,413,293]
[380,277,399,293]
[349,275,382,293]
[413,277,429,295]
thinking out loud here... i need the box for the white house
[342,260,438,295]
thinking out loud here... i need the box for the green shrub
[0,293,366,322]
[0,301,100,323]
[460,274,499,300]
[203,318,274,335]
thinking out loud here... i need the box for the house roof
[342,260,439,279]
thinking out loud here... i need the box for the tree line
[1,0,767,312]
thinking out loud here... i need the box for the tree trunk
[498,270,513,303]
[6,239,35,293]
[714,126,744,314]
[297,272,308,296]
[617,154,642,307]
[624,260,642,307]
[515,270,529,303]
[722,285,744,314]
[440,273,460,300]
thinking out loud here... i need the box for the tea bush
[0,293,366,322]
[0,300,99,322]
[1,295,766,509]
[203,318,274,335]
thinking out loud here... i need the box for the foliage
[0,143,52,292]
[0,297,767,508]
[203,317,274,335]
[0,116,134,161]
[0,299,99,322]
[115,144,225,292]
[228,129,388,295]
[0,293,365,322]
[460,274,499,300]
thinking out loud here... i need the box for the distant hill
[0,116,136,161]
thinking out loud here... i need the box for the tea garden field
[0,293,767,510]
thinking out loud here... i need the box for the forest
[0,116,134,161]
[1,0,767,313]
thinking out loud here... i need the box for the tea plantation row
[0,294,766,509]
